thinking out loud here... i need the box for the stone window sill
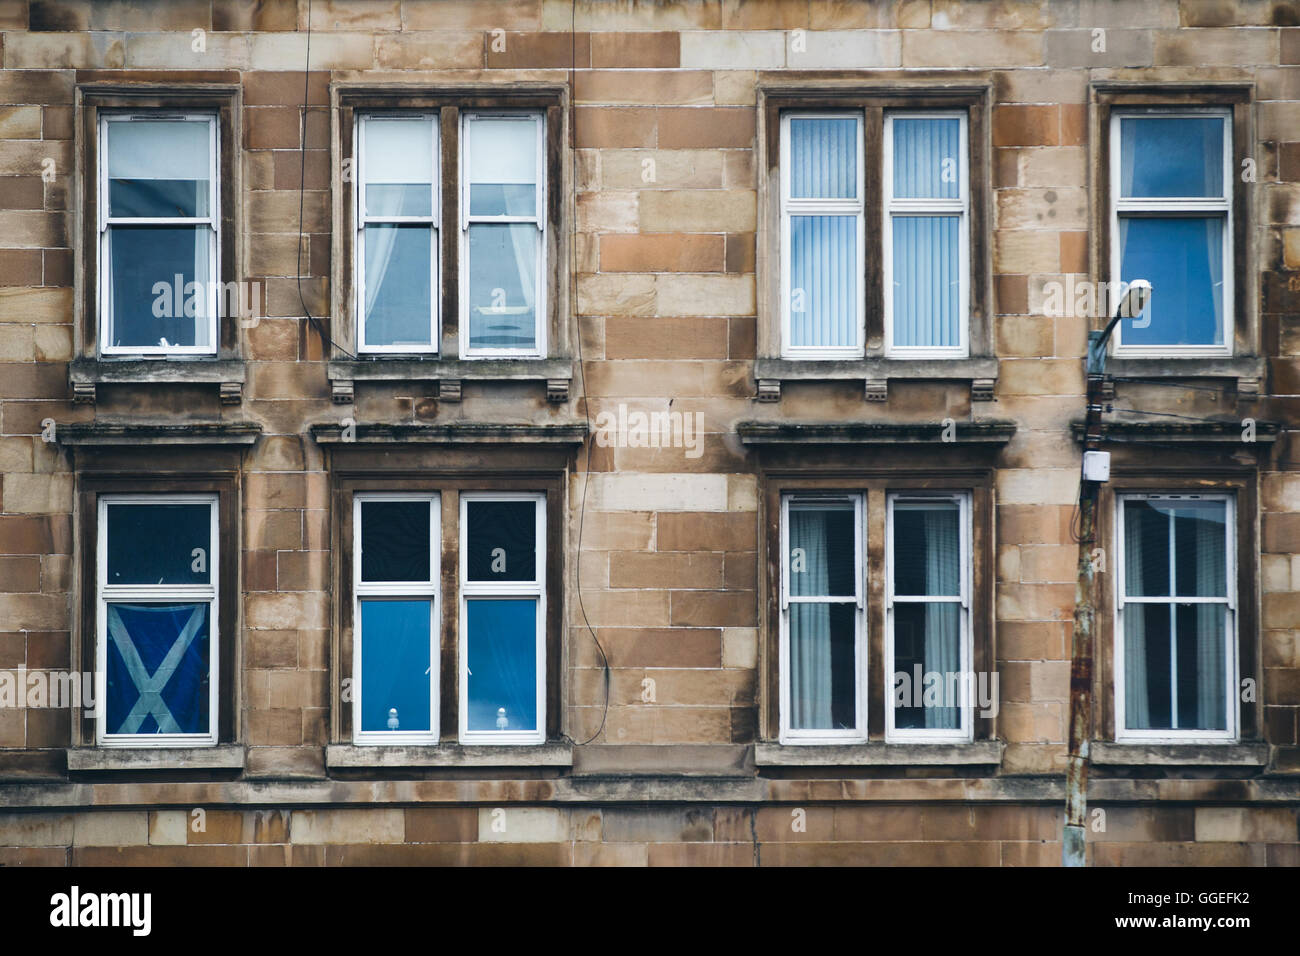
[753,356,998,403]
[66,745,245,772]
[1103,356,1264,401]
[1090,741,1269,768]
[326,357,573,405]
[754,740,1003,767]
[325,742,574,769]
[69,357,246,406]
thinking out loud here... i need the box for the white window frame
[1109,107,1233,358]
[95,494,219,748]
[884,492,973,744]
[779,110,866,361]
[778,493,867,744]
[458,492,547,745]
[882,110,970,360]
[352,493,441,745]
[1114,492,1238,743]
[98,112,219,357]
[354,113,440,355]
[459,111,546,359]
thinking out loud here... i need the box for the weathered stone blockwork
[0,0,1297,865]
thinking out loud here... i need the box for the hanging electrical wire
[569,0,611,747]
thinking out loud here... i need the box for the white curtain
[1122,504,1150,730]
[1194,510,1227,730]
[789,507,833,730]
[922,506,960,729]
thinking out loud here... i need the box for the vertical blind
[888,115,963,351]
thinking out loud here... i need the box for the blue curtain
[466,599,538,732]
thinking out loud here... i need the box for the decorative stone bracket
[753,358,1000,405]
[68,358,246,407]
[327,358,574,406]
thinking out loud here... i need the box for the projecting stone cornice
[736,420,1016,446]
[1069,419,1280,444]
[56,420,262,446]
[310,421,588,445]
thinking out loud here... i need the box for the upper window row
[91,104,1235,360]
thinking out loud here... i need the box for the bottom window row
[91,489,1239,749]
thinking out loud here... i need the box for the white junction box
[1083,450,1111,483]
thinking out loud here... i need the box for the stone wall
[0,0,1297,865]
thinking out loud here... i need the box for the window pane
[892,116,960,200]
[108,225,210,349]
[892,501,960,596]
[106,503,211,585]
[891,215,960,348]
[1176,604,1226,730]
[1119,116,1224,198]
[468,117,538,216]
[107,119,210,218]
[362,224,433,347]
[1173,501,1228,598]
[465,599,537,732]
[1125,603,1227,732]
[789,215,857,349]
[359,599,432,733]
[789,602,856,731]
[1118,216,1224,347]
[892,603,961,730]
[466,499,536,582]
[1124,602,1171,730]
[788,117,857,199]
[788,501,855,597]
[1124,499,1171,597]
[360,500,430,583]
[363,117,433,218]
[105,603,210,735]
[467,223,537,350]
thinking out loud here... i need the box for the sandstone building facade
[0,0,1298,865]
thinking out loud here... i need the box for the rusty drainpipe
[1063,281,1148,866]
[1063,399,1101,867]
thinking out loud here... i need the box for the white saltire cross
[107,605,206,734]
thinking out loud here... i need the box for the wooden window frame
[759,85,991,363]
[458,492,547,745]
[1108,106,1234,358]
[882,110,971,359]
[1095,469,1259,744]
[77,85,242,360]
[884,491,974,743]
[1113,492,1237,742]
[333,474,564,746]
[354,113,441,356]
[76,472,240,748]
[351,492,441,745]
[761,470,995,744]
[333,87,567,362]
[1091,84,1254,363]
[777,493,867,744]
